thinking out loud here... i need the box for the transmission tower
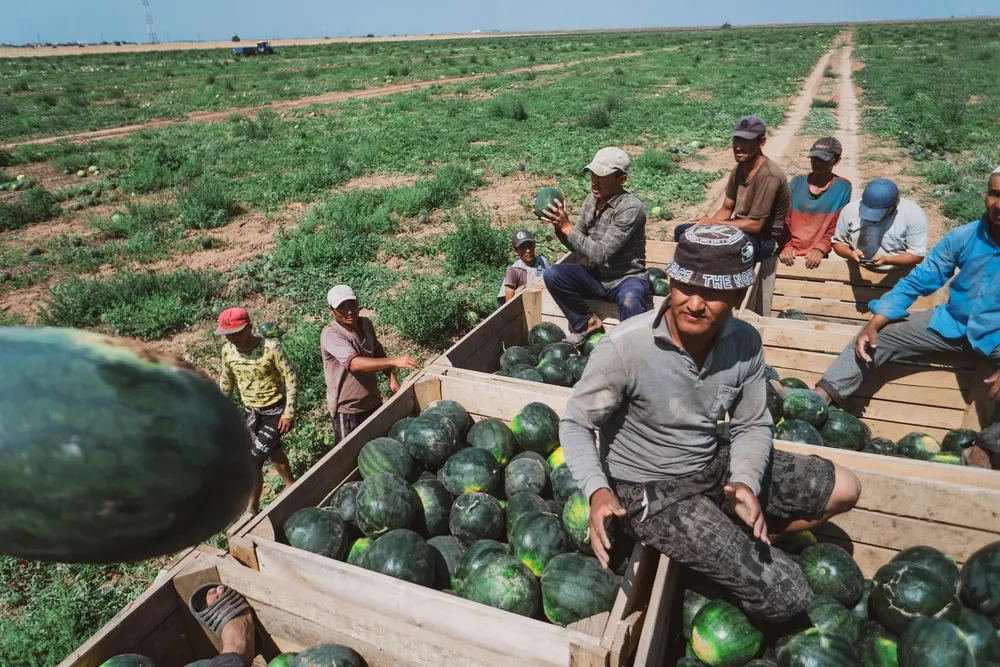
[142,0,159,44]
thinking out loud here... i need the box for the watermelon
[422,399,470,436]
[960,539,1000,627]
[265,655,296,667]
[346,537,372,566]
[511,450,547,465]
[799,543,865,607]
[288,643,364,667]
[857,634,898,667]
[0,328,255,563]
[870,561,961,635]
[774,419,824,446]
[776,530,817,555]
[282,508,348,559]
[358,437,416,481]
[534,187,564,219]
[547,446,565,470]
[361,528,434,587]
[258,321,279,338]
[511,402,561,456]
[942,428,978,453]
[651,278,670,297]
[807,595,859,643]
[513,368,545,383]
[550,464,581,504]
[676,658,709,667]
[508,363,534,375]
[450,492,505,544]
[648,267,667,281]
[928,453,962,465]
[891,546,960,594]
[682,590,713,642]
[896,433,941,460]
[766,381,783,424]
[562,492,591,554]
[467,418,517,465]
[506,492,551,533]
[536,357,575,386]
[411,478,453,537]
[388,417,414,443]
[959,607,1000,661]
[323,481,362,526]
[510,511,568,575]
[819,409,866,451]
[540,341,578,362]
[453,539,508,592]
[865,437,898,456]
[852,579,873,623]
[100,657,154,667]
[778,309,808,320]
[500,345,540,371]
[427,535,467,591]
[764,365,780,381]
[567,355,589,383]
[355,472,418,538]
[782,389,829,426]
[439,448,501,495]
[528,321,567,349]
[493,370,509,377]
[461,553,540,616]
[581,333,604,357]
[690,599,763,666]
[775,629,859,667]
[780,377,810,390]
[403,413,460,468]
[541,552,620,626]
[898,617,975,667]
[504,456,549,497]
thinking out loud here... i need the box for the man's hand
[871,256,887,267]
[389,373,401,394]
[541,200,573,237]
[855,314,888,364]
[805,249,824,269]
[724,483,769,544]
[986,371,1000,403]
[849,249,865,263]
[393,354,420,370]
[589,488,627,568]
[779,246,796,266]
[278,417,293,435]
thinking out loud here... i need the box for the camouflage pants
[613,447,835,622]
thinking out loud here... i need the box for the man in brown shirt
[674,115,790,262]
[321,285,419,443]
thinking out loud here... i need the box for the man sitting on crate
[830,178,928,271]
[814,168,1000,469]
[540,147,649,346]
[560,224,861,621]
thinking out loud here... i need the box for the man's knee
[542,264,564,289]
[621,291,645,312]
[827,465,861,515]
[750,556,813,622]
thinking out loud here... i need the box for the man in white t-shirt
[831,178,928,271]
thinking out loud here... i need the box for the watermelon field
[2,17,1000,667]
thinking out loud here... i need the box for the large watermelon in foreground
[403,413,460,468]
[898,617,978,667]
[897,432,942,460]
[283,507,349,559]
[960,539,1000,627]
[323,481,362,526]
[438,448,501,495]
[774,419,823,446]
[450,492,505,544]
[534,187,564,219]
[505,455,548,497]
[361,528,434,587]
[819,409,866,451]
[870,561,961,635]
[541,553,620,626]
[467,418,517,465]
[799,543,865,607]
[528,321,566,350]
[0,328,256,563]
[453,539,508,592]
[510,511,568,576]
[690,599,763,666]
[411,478,453,537]
[358,437,416,481]
[421,399,470,436]
[288,643,365,667]
[776,629,859,667]
[782,389,829,426]
[460,553,540,617]
[511,402,561,455]
[355,472,418,538]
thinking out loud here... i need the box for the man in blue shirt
[815,169,1000,468]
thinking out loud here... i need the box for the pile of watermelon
[101,643,360,667]
[494,322,604,387]
[766,366,972,465]
[281,398,629,625]
[675,535,1000,666]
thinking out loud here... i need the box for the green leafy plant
[442,209,510,274]
[0,188,61,232]
[177,178,241,229]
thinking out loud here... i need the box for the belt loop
[640,485,651,522]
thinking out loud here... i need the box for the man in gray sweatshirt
[560,224,860,621]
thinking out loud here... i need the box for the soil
[145,209,282,273]
[467,172,545,220]
[340,174,420,191]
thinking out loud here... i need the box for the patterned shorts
[245,400,285,466]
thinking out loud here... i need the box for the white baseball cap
[327,284,357,309]
[584,147,631,177]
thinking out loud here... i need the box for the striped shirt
[559,190,647,289]
[786,175,853,255]
[218,338,298,419]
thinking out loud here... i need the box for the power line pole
[142,0,159,44]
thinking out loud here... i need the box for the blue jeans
[673,223,777,261]
[543,263,650,333]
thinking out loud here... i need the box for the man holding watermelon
[560,224,861,621]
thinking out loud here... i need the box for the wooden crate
[230,371,669,667]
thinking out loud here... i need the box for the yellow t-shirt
[218,338,298,419]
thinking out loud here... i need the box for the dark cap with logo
[666,224,756,291]
[731,115,767,140]
[808,136,843,162]
[512,230,535,248]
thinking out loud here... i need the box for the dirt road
[836,39,862,200]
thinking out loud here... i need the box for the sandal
[188,583,252,637]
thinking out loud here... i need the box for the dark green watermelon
[550,464,580,504]
[403,413,460,468]
[504,456,549,497]
[547,446,565,470]
[820,409,866,451]
[258,321,279,339]
[775,629,859,667]
[346,537,372,566]
[766,381,784,424]
[288,643,364,667]
[774,418,824,446]
[898,617,975,667]
[467,418,517,465]
[513,368,545,383]
[942,428,978,453]
[675,658,708,667]
[507,363,534,375]
[764,365,780,382]
[533,187,564,219]
[421,399,470,436]
[460,553,540,616]
[511,450,547,465]
[896,432,942,460]
[388,417,414,443]
[536,357,575,387]
[361,528,434,587]
[567,355,589,383]
[960,539,1000,627]
[511,402,561,456]
[857,634,898,667]
[690,599,763,666]
[283,507,348,559]
[506,492,550,533]
[323,481,362,526]
[411,478,453,537]
[891,546,960,594]
[648,267,667,281]
[500,345,540,371]
[100,656,155,667]
[778,309,809,320]
[807,595,859,643]
[528,321,567,350]
[776,530,817,555]
[871,561,961,635]
[683,589,711,640]
[651,277,670,297]
[799,543,865,607]
[583,332,604,356]
[540,341,578,362]
[355,472,418,538]
[780,377,810,390]
[510,511,568,575]
[562,492,591,554]
[427,535,467,591]
[358,437,416,481]
[958,607,1000,661]
[493,370,509,377]
[450,492,504,544]
[541,552,620,626]
[265,655,296,667]
[865,437,898,456]
[852,579,873,623]
[453,539,508,592]
[928,452,962,465]
[782,389,829,426]
[439,448,501,496]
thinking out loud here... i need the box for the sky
[5,0,994,45]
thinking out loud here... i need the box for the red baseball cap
[215,307,250,335]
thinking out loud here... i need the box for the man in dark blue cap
[831,178,927,270]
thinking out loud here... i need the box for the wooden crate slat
[774,259,907,286]
[823,508,993,562]
[765,348,969,389]
[770,367,968,409]
[773,277,891,303]
[772,295,874,321]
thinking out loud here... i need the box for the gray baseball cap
[584,147,631,176]
[809,136,843,161]
[731,115,767,140]
[512,230,535,248]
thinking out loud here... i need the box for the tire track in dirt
[836,37,862,201]
[3,49,673,150]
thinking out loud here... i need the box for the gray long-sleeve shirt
[556,190,647,289]
[560,299,773,499]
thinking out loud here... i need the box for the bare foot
[813,386,833,405]
[963,444,995,470]
[205,586,254,665]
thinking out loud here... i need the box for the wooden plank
[439,293,529,370]
[772,295,875,321]
[644,242,676,266]
[775,259,908,286]
[601,544,652,648]
[771,367,969,410]
[632,555,677,667]
[773,277,890,303]
[862,419,949,443]
[765,348,968,390]
[569,644,609,667]
[434,370,571,418]
[540,289,665,326]
[840,396,964,430]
